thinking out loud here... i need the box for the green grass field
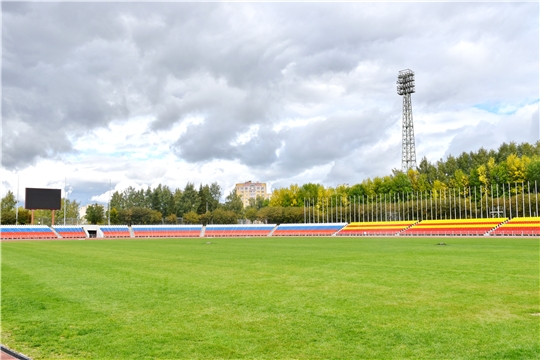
[1,237,538,359]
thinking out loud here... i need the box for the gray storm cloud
[2,1,538,194]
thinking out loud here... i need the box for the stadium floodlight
[397,69,417,172]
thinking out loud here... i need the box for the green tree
[298,183,323,205]
[378,176,393,195]
[165,213,178,224]
[197,184,219,215]
[282,207,304,223]
[122,186,148,208]
[496,142,518,163]
[270,184,302,207]
[208,209,238,224]
[269,187,287,207]
[456,151,474,174]
[1,210,16,224]
[371,177,384,195]
[417,157,438,185]
[22,208,31,224]
[183,211,200,224]
[491,162,509,188]
[1,191,17,212]
[470,147,492,170]
[416,174,431,193]
[117,207,161,225]
[57,198,81,223]
[209,182,222,204]
[110,191,126,210]
[86,204,105,224]
[517,142,539,157]
[1,191,18,224]
[348,183,366,199]
[391,171,414,194]
[117,208,132,225]
[109,207,120,224]
[224,189,243,215]
[407,169,421,192]
[449,169,469,190]
[506,154,529,183]
[476,157,497,195]
[177,183,200,217]
[432,180,447,199]
[469,167,481,189]
[199,212,211,226]
[359,178,375,197]
[150,184,174,217]
[130,207,162,225]
[257,206,283,224]
[0,206,31,225]
[526,157,540,184]
[245,208,258,223]
[173,188,183,215]
[438,154,458,180]
[247,195,268,210]
[204,182,222,212]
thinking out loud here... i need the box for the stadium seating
[132,225,203,238]
[337,221,417,236]
[402,218,506,236]
[99,225,131,238]
[205,224,276,237]
[490,217,540,236]
[53,225,87,239]
[0,225,58,240]
[272,223,347,236]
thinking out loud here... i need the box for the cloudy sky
[1,1,539,205]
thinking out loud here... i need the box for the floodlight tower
[397,69,417,172]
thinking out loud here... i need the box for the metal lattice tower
[397,69,417,171]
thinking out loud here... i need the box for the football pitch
[1,237,538,359]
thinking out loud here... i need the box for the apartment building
[235,181,270,207]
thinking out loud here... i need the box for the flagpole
[108,179,112,225]
[16,174,19,225]
[64,177,67,225]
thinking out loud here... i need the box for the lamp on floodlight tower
[397,69,417,172]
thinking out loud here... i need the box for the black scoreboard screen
[25,188,61,210]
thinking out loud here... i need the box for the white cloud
[1,2,538,205]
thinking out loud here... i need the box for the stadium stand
[3,219,537,241]
[0,225,58,240]
[402,218,506,236]
[53,225,87,239]
[337,220,417,236]
[205,224,276,237]
[490,217,540,236]
[132,225,203,238]
[99,225,131,238]
[272,223,347,236]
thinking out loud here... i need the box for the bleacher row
[1,218,539,240]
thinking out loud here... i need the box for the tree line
[270,141,540,207]
[85,182,249,225]
[1,141,538,225]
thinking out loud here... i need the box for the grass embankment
[1,237,539,359]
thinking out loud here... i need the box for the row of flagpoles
[303,181,539,223]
